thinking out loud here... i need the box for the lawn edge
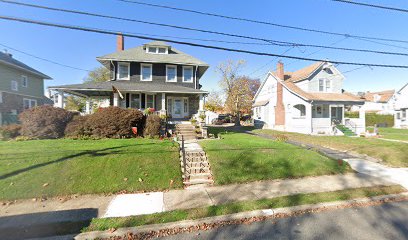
[75,192,408,240]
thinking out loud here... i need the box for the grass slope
[84,185,405,232]
[0,138,182,200]
[200,132,351,185]
[376,127,408,141]
[254,129,408,168]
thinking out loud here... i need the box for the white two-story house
[253,61,366,136]
[394,83,408,129]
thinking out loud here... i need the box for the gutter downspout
[194,65,198,89]
[310,100,314,134]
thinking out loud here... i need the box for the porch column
[113,93,119,107]
[161,93,166,110]
[359,106,366,124]
[199,94,204,111]
[57,90,64,108]
[85,98,91,114]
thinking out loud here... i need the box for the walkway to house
[249,131,408,189]
[176,122,214,188]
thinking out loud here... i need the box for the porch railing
[181,135,187,180]
[345,119,357,133]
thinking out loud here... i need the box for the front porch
[48,83,206,119]
[311,103,365,135]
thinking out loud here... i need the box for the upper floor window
[117,62,130,80]
[21,75,28,87]
[11,80,18,91]
[166,65,177,82]
[183,66,193,83]
[319,79,331,92]
[141,63,152,81]
[146,47,168,54]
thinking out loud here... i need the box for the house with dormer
[253,61,366,136]
[49,35,209,119]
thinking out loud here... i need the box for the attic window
[146,47,168,54]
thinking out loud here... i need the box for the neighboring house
[394,83,408,129]
[0,51,52,126]
[351,90,396,115]
[253,61,366,135]
[49,36,209,119]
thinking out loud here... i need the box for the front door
[331,107,343,124]
[173,98,183,118]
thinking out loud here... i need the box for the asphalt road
[160,201,408,240]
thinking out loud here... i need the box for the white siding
[283,87,312,134]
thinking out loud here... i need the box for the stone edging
[75,192,408,240]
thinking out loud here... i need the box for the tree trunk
[235,95,241,126]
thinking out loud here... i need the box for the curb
[75,192,408,240]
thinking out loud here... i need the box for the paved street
[160,201,408,240]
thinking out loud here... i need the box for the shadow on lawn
[0,208,98,240]
[0,146,127,180]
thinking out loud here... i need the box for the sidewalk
[0,173,394,219]
[250,131,408,189]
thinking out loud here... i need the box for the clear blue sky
[1,0,408,93]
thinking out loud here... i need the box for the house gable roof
[97,42,209,67]
[364,90,395,103]
[0,51,51,79]
[253,61,363,103]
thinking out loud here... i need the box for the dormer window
[146,47,168,54]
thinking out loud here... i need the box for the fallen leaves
[42,183,49,187]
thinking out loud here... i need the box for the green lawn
[84,185,405,232]
[0,138,182,200]
[254,129,408,168]
[199,131,351,185]
[373,127,408,141]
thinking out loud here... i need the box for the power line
[333,0,408,13]
[0,43,91,72]
[117,0,408,45]
[2,15,408,69]
[2,0,408,57]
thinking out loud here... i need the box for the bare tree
[205,90,224,112]
[216,60,246,126]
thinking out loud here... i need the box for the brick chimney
[275,61,285,126]
[117,34,124,51]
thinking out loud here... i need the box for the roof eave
[0,60,52,79]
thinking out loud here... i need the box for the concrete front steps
[176,123,198,141]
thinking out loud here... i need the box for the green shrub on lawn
[0,124,21,140]
[19,105,75,139]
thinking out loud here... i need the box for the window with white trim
[183,66,193,83]
[21,75,28,87]
[11,80,18,91]
[117,62,130,80]
[183,98,188,113]
[146,47,168,54]
[319,79,324,92]
[146,94,155,109]
[141,64,152,81]
[23,98,37,109]
[325,79,331,92]
[403,110,407,119]
[293,104,306,118]
[166,65,177,82]
[318,79,331,92]
[131,93,141,109]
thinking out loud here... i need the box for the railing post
[182,135,187,179]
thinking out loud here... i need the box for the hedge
[345,112,394,127]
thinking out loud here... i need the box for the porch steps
[336,124,357,136]
[177,123,214,189]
